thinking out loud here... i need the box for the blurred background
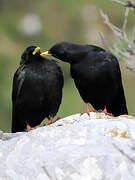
[0,0,135,132]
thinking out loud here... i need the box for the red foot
[102,106,107,113]
[47,118,53,125]
[26,124,38,131]
[86,103,92,113]
[26,124,33,131]
[46,118,60,125]
[102,106,113,116]
[81,103,95,115]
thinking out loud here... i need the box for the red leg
[47,118,53,125]
[102,106,107,113]
[26,124,33,131]
[46,117,60,125]
[86,103,92,113]
[102,106,113,116]
[81,103,95,115]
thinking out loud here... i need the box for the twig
[111,0,127,7]
[100,9,132,46]
[122,8,129,33]
[100,6,135,71]
[111,0,135,10]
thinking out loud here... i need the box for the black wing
[12,65,26,105]
[53,60,64,88]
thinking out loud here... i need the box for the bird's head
[20,46,41,65]
[40,42,81,63]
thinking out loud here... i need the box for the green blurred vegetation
[0,0,135,132]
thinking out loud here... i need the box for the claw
[102,106,113,116]
[45,117,60,125]
[26,124,38,131]
[102,106,107,113]
[47,118,53,125]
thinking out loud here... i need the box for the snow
[0,112,135,180]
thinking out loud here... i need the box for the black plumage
[12,46,64,133]
[41,42,128,116]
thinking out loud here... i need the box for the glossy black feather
[49,42,128,116]
[12,46,64,133]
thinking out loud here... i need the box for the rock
[0,112,135,179]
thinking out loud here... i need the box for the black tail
[107,86,128,116]
[12,108,26,133]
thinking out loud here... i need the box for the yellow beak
[40,51,51,56]
[32,47,40,55]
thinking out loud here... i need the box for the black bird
[41,42,128,116]
[12,46,64,133]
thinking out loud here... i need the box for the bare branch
[111,0,135,10]
[126,0,135,9]
[100,0,135,71]
[100,6,135,71]
[122,8,129,33]
[100,10,123,38]
[111,0,127,7]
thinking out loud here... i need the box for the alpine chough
[41,42,128,116]
[12,46,64,133]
